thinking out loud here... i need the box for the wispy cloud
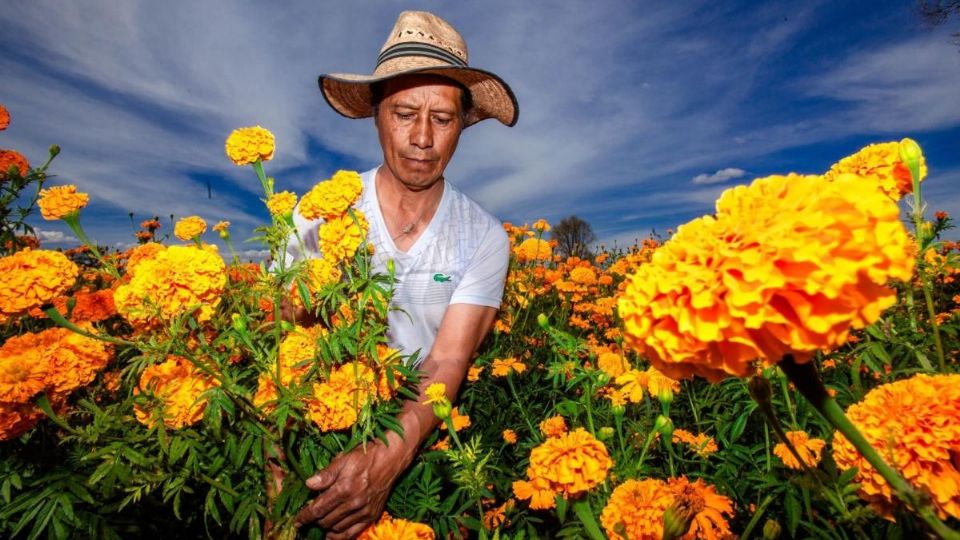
[691,168,747,185]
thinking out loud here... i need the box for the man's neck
[376,166,445,250]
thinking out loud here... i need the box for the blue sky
[3,1,960,257]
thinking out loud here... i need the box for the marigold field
[2,107,960,539]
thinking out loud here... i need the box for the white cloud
[34,228,70,243]
[691,167,747,185]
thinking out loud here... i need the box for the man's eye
[434,117,452,126]
[396,112,414,121]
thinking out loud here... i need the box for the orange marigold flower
[467,365,483,381]
[646,366,680,398]
[833,373,960,520]
[483,500,514,530]
[491,356,527,377]
[668,476,736,540]
[618,172,913,382]
[503,429,518,444]
[773,430,826,470]
[824,140,927,200]
[134,355,219,429]
[514,428,611,510]
[672,429,719,458]
[514,237,552,263]
[38,185,89,220]
[114,245,226,329]
[440,406,471,432]
[598,351,628,378]
[47,289,116,323]
[601,478,674,539]
[298,170,364,220]
[0,249,78,318]
[569,266,598,286]
[266,191,297,217]
[0,332,53,403]
[174,215,207,241]
[140,219,162,231]
[532,219,551,232]
[358,512,434,539]
[42,325,113,396]
[0,403,44,441]
[0,149,30,180]
[306,362,377,432]
[212,220,230,233]
[0,104,9,131]
[225,125,275,166]
[539,415,568,438]
[319,210,368,262]
[615,369,649,403]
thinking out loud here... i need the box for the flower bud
[662,506,694,540]
[898,137,923,168]
[762,519,782,540]
[49,145,61,158]
[657,385,674,406]
[598,426,615,441]
[611,403,626,416]
[387,258,396,275]
[432,401,453,420]
[231,313,246,333]
[654,414,674,437]
[537,313,550,329]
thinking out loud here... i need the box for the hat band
[376,42,467,69]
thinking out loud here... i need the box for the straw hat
[318,11,518,127]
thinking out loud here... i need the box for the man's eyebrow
[391,101,457,115]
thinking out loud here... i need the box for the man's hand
[294,441,401,539]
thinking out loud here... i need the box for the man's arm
[294,303,498,539]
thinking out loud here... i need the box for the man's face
[375,75,464,191]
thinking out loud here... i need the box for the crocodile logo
[433,273,452,283]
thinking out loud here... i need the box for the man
[289,11,518,539]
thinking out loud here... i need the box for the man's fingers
[316,495,369,530]
[305,459,341,491]
[327,506,375,538]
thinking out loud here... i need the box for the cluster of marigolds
[2,97,959,539]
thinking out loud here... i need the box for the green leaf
[784,490,801,538]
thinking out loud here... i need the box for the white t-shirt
[286,166,510,362]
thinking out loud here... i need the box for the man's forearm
[379,354,470,469]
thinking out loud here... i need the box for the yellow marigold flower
[539,415,567,438]
[618,173,913,382]
[266,191,297,217]
[319,210,368,262]
[423,382,447,405]
[601,478,674,539]
[532,218,551,232]
[514,237,552,263]
[491,356,527,377]
[598,351,628,378]
[646,366,680,399]
[212,220,230,233]
[615,369,649,403]
[114,245,226,329]
[672,429,719,458]
[440,406,471,432]
[773,430,826,470]
[824,140,927,201]
[0,149,30,180]
[298,170,364,220]
[306,362,377,432]
[39,325,112,396]
[503,429,518,444]
[37,185,89,220]
[833,373,960,520]
[358,512,435,540]
[291,257,343,308]
[0,249,78,318]
[514,428,611,509]
[225,125,275,166]
[174,215,207,241]
[134,355,219,429]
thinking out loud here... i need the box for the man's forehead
[381,75,464,106]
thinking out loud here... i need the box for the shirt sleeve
[449,223,510,308]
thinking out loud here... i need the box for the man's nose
[409,115,433,149]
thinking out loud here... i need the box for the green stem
[778,373,799,427]
[44,307,134,346]
[780,355,960,540]
[920,278,946,372]
[507,375,538,439]
[908,156,946,372]
[63,215,120,279]
[572,499,606,540]
[738,493,776,540]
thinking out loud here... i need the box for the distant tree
[916,0,960,46]
[551,215,597,259]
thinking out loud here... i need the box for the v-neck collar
[370,166,450,258]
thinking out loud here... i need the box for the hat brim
[318,66,518,127]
